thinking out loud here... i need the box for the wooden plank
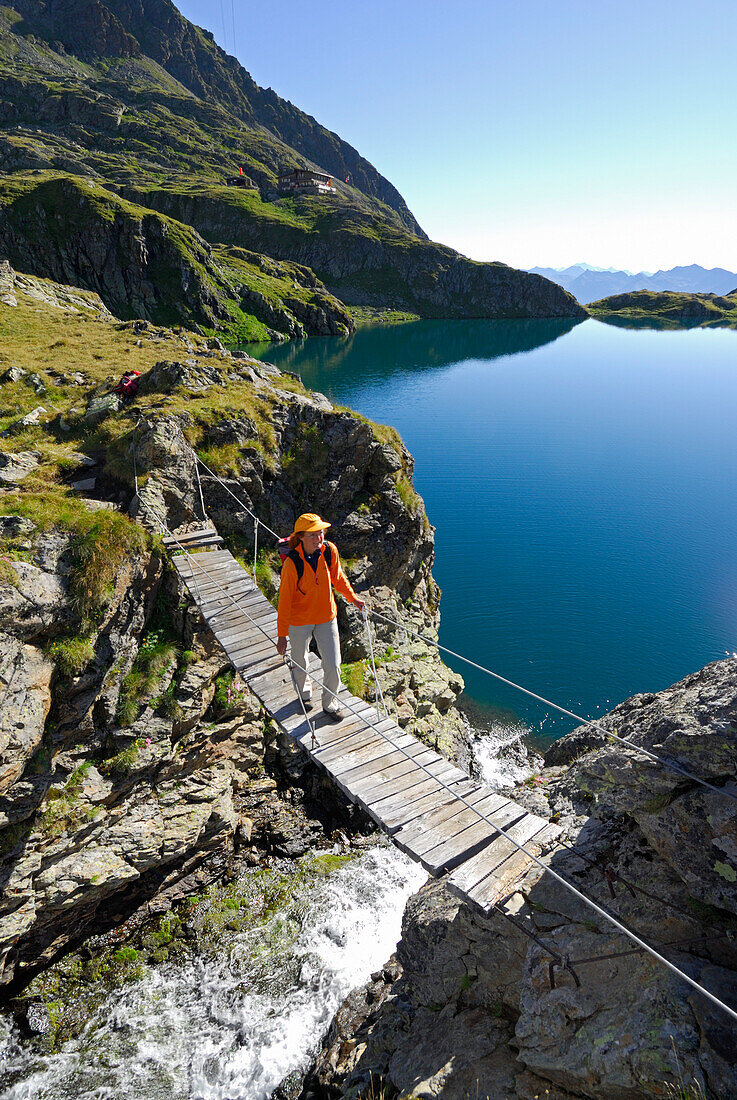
[193,575,257,603]
[376,778,482,834]
[415,800,528,875]
[174,550,234,573]
[202,581,261,607]
[296,715,394,754]
[179,563,239,585]
[469,823,562,911]
[211,600,275,631]
[208,612,275,643]
[173,545,232,561]
[333,742,439,785]
[228,628,276,653]
[193,565,254,590]
[323,739,430,784]
[364,766,466,819]
[394,789,512,851]
[216,618,277,650]
[200,589,261,618]
[347,758,463,807]
[312,729,393,769]
[315,724,415,766]
[165,537,224,551]
[230,640,278,667]
[191,563,254,586]
[448,815,557,899]
[168,535,224,551]
[405,796,518,865]
[163,526,219,543]
[370,772,465,820]
[314,719,414,761]
[215,615,276,648]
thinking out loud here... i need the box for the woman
[276,513,365,721]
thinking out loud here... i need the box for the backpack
[277,537,332,584]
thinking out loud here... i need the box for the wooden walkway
[172,544,561,913]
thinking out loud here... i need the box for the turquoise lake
[244,318,737,743]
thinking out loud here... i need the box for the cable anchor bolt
[548,954,581,990]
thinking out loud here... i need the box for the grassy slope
[0,272,403,544]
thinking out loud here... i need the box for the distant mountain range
[527,264,737,304]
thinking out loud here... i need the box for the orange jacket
[277,540,358,636]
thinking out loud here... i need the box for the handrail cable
[188,446,737,809]
[370,608,737,806]
[136,496,737,1024]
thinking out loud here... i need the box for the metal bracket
[548,954,581,990]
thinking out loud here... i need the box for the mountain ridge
[529,262,737,304]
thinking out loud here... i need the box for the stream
[0,846,426,1100]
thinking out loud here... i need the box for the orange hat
[290,513,331,537]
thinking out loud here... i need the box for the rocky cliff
[0,0,586,329]
[304,661,737,1098]
[0,263,466,1004]
[0,174,354,341]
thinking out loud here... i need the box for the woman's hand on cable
[276,637,288,656]
[353,598,366,611]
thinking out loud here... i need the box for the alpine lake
[244,315,737,748]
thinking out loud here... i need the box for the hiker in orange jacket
[276,513,364,721]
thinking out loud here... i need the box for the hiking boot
[322,703,346,722]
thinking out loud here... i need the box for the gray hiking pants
[288,618,342,708]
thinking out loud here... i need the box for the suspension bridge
[135,437,737,1025]
[167,534,561,908]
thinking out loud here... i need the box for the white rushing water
[0,845,426,1100]
[471,721,535,789]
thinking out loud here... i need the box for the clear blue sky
[176,0,736,273]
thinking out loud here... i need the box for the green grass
[347,305,420,326]
[0,555,19,587]
[46,635,95,677]
[68,511,150,621]
[99,738,143,776]
[116,627,179,726]
[341,659,368,699]
[0,478,151,623]
[395,475,424,516]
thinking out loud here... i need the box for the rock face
[305,658,737,1099]
[134,187,587,321]
[0,292,467,992]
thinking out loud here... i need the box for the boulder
[0,451,39,485]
